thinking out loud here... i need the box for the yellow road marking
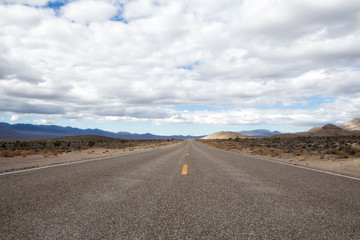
[181,164,188,175]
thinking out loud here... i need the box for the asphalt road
[1,140,359,239]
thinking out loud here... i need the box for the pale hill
[202,131,251,140]
[274,123,360,138]
[340,118,360,131]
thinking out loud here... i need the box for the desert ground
[2,135,360,177]
[200,137,360,177]
[0,137,180,173]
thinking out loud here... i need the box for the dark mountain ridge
[0,122,203,140]
[238,129,281,137]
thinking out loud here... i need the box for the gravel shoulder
[0,142,179,173]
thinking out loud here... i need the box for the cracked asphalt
[1,140,359,239]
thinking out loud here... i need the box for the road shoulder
[198,140,360,178]
[0,142,180,174]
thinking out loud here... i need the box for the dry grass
[200,136,360,159]
[0,141,181,174]
[250,147,282,157]
[0,150,36,158]
[0,150,13,157]
[292,149,309,157]
[0,139,181,155]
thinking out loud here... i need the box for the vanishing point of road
[1,140,359,239]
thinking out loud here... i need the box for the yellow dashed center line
[181,164,188,175]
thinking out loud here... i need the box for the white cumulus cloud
[61,0,118,24]
[0,0,360,132]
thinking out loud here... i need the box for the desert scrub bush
[344,144,355,155]
[0,150,13,157]
[88,141,95,147]
[0,150,23,157]
[13,140,29,149]
[51,150,59,156]
[252,148,266,155]
[329,148,339,155]
[292,149,309,157]
[26,150,35,156]
[292,149,301,156]
[12,150,23,156]
[13,150,35,157]
[270,149,282,157]
[53,140,61,148]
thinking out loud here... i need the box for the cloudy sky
[1,0,360,135]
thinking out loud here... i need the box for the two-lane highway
[1,140,359,239]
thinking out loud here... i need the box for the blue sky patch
[176,61,201,70]
[261,97,335,110]
[44,0,69,15]
[46,0,69,9]
[110,3,127,23]
[110,14,128,23]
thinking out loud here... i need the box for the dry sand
[232,148,360,178]
[0,142,177,173]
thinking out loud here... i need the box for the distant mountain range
[238,129,281,137]
[2,118,359,140]
[200,118,360,140]
[0,122,204,140]
[273,118,360,138]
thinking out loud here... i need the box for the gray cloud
[0,97,66,114]
[0,57,44,83]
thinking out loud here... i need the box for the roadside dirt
[234,148,360,177]
[200,139,360,178]
[0,142,177,173]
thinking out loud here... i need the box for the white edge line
[248,154,360,181]
[0,148,157,177]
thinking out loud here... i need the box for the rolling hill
[340,118,360,131]
[273,118,360,138]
